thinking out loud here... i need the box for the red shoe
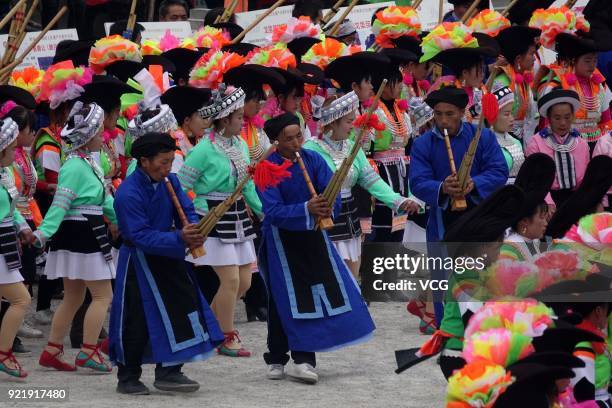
[98,338,109,356]
[39,342,77,371]
[75,343,111,373]
[419,312,438,335]
[407,300,426,319]
[217,330,251,357]
[0,349,27,378]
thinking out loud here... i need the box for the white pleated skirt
[44,250,115,281]
[333,237,361,262]
[0,256,24,284]
[186,237,256,266]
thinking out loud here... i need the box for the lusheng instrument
[295,151,334,230]
[195,142,290,251]
[319,79,388,224]
[321,0,347,26]
[215,0,240,24]
[443,128,467,210]
[0,0,41,84]
[165,177,206,258]
[0,6,68,81]
[453,73,500,211]
[122,0,139,40]
[329,0,360,37]
[231,0,287,45]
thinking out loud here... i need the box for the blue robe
[257,149,375,352]
[109,168,223,366]
[409,122,509,242]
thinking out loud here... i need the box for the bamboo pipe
[501,0,520,17]
[196,142,278,236]
[126,0,138,32]
[215,0,239,24]
[165,178,206,258]
[329,0,359,37]
[296,152,334,230]
[0,0,27,32]
[438,0,445,23]
[443,129,467,211]
[1,2,25,67]
[230,0,286,44]
[0,6,68,78]
[321,0,346,26]
[322,79,387,208]
[412,0,424,10]
[460,0,481,23]
[148,0,155,21]
[1,0,37,75]
[564,0,578,8]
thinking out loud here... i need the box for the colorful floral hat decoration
[528,6,590,49]
[371,6,421,49]
[246,43,297,70]
[9,66,45,100]
[463,328,534,367]
[271,16,321,44]
[446,361,514,408]
[189,49,245,89]
[192,26,231,49]
[89,35,142,74]
[464,299,555,340]
[420,22,478,63]
[467,9,511,37]
[301,36,358,69]
[39,60,93,109]
[485,259,539,298]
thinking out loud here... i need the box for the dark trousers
[36,275,59,312]
[263,291,315,367]
[116,263,182,383]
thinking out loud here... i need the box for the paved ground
[1,301,447,408]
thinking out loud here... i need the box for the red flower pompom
[417,79,431,91]
[354,112,386,131]
[482,93,499,124]
[251,159,292,191]
[565,73,577,86]
[523,71,534,84]
[397,99,408,111]
[403,72,414,86]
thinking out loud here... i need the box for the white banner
[234,1,455,47]
[104,21,193,41]
[0,29,79,71]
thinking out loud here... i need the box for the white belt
[200,192,232,200]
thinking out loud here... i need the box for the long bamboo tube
[0,0,37,79]
[329,0,359,36]
[0,6,68,78]
[215,0,239,24]
[460,0,481,23]
[438,0,445,23]
[444,128,466,211]
[126,0,138,32]
[1,1,26,68]
[501,0,520,17]
[165,178,205,258]
[230,0,286,44]
[321,79,387,211]
[0,0,27,32]
[564,0,578,8]
[296,152,334,230]
[412,0,424,10]
[321,0,346,26]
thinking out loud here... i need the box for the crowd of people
[0,0,611,406]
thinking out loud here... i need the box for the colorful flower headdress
[246,43,297,70]
[192,26,231,49]
[89,35,142,74]
[189,49,245,90]
[463,328,534,367]
[141,30,196,56]
[485,259,540,298]
[420,22,478,63]
[271,16,321,44]
[563,212,612,253]
[464,299,555,340]
[372,6,421,49]
[128,66,176,140]
[529,6,590,49]
[9,66,45,100]
[467,9,510,37]
[39,60,93,109]
[446,361,514,408]
[301,37,359,69]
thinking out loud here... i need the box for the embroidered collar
[539,127,580,140]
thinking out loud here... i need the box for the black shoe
[12,337,30,354]
[154,372,200,393]
[255,307,268,322]
[117,380,150,395]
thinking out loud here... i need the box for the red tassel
[482,93,499,124]
[403,72,414,86]
[397,99,408,111]
[354,112,386,131]
[251,159,292,191]
[417,79,431,92]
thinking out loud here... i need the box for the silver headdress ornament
[408,97,434,130]
[319,91,359,126]
[127,68,177,140]
[60,101,105,152]
[198,84,246,120]
[0,117,19,152]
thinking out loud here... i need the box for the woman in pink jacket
[525,89,591,206]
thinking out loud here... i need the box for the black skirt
[328,194,362,242]
[204,196,255,243]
